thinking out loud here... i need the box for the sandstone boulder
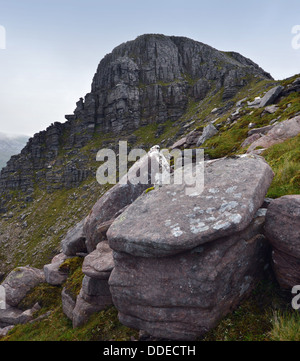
[259,85,284,108]
[43,253,69,286]
[247,116,300,153]
[1,267,45,307]
[109,210,269,340]
[196,123,218,146]
[72,276,112,328]
[264,195,300,289]
[108,155,274,257]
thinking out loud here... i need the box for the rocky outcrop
[107,155,274,340]
[265,195,300,289]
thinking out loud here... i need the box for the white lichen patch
[225,186,238,193]
[171,226,183,237]
[213,221,231,230]
[208,188,219,194]
[219,201,238,213]
[190,219,209,234]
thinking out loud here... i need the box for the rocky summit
[0,34,299,341]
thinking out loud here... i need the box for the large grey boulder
[109,210,269,340]
[196,123,218,146]
[259,85,284,108]
[265,195,300,289]
[108,155,274,258]
[1,267,45,307]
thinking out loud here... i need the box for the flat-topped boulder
[107,155,274,257]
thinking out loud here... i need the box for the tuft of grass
[269,311,300,341]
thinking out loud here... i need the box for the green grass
[269,311,300,341]
[263,135,300,198]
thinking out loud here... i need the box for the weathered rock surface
[61,287,76,321]
[265,195,300,289]
[84,147,170,253]
[1,267,45,307]
[72,276,112,328]
[247,116,300,153]
[0,325,14,337]
[196,123,218,146]
[109,210,269,341]
[82,241,114,280]
[61,218,87,257]
[0,303,40,327]
[108,155,274,257]
[241,133,262,148]
[43,253,69,286]
[259,85,284,108]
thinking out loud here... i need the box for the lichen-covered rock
[109,211,269,341]
[264,195,300,289]
[108,155,274,257]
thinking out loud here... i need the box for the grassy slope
[1,74,300,341]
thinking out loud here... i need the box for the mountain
[0,34,299,341]
[0,133,28,170]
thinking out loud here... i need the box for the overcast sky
[0,0,299,136]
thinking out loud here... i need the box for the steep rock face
[0,34,272,210]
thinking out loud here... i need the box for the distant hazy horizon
[0,0,299,137]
